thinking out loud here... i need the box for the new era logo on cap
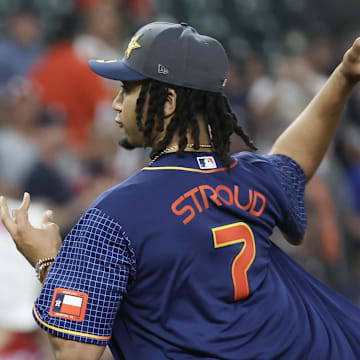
[49,288,88,322]
[158,64,169,75]
[197,156,217,169]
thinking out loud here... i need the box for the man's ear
[163,89,176,117]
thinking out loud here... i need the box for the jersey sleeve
[234,152,307,243]
[264,154,307,243]
[32,207,136,346]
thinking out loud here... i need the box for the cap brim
[88,59,148,82]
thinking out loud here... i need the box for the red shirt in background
[30,41,107,153]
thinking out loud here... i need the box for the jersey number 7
[212,222,256,301]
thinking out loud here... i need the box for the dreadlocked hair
[135,79,257,169]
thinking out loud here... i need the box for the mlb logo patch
[197,156,217,170]
[49,288,88,322]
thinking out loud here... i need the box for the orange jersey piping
[33,304,111,341]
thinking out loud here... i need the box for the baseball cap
[88,22,228,93]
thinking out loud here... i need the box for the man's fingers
[0,196,17,234]
[13,192,31,227]
[347,37,360,63]
[41,210,61,239]
[352,37,360,55]
[42,210,54,228]
[20,192,31,211]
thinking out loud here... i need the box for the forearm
[269,64,355,181]
[47,334,105,360]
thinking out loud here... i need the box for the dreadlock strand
[206,94,231,168]
[224,97,257,151]
[175,89,191,155]
[155,85,169,132]
[188,91,201,150]
[151,115,180,158]
[135,81,151,132]
[143,83,166,146]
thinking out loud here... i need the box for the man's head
[89,22,256,167]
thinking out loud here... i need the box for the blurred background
[0,0,360,358]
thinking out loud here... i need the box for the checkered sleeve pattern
[33,207,136,345]
[265,154,307,239]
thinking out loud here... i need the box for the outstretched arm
[269,38,360,181]
[0,194,105,360]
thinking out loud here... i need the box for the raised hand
[0,192,62,267]
[341,37,360,83]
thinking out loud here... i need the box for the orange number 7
[212,222,256,301]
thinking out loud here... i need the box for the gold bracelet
[35,257,55,281]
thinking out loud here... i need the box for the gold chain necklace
[149,144,213,165]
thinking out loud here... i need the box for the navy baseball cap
[88,22,229,93]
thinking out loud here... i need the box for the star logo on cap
[125,33,143,59]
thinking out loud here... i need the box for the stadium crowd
[0,0,360,358]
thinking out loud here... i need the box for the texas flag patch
[49,288,88,322]
[197,156,217,170]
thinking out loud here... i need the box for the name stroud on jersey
[171,185,266,224]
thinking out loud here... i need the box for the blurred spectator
[125,0,154,21]
[74,0,151,180]
[247,54,327,152]
[0,78,42,200]
[225,61,251,154]
[306,36,335,76]
[305,175,348,287]
[29,11,108,160]
[0,7,43,81]
[112,147,148,181]
[23,107,74,207]
[75,0,126,61]
[74,0,141,173]
[0,79,83,234]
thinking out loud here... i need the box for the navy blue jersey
[33,152,360,359]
